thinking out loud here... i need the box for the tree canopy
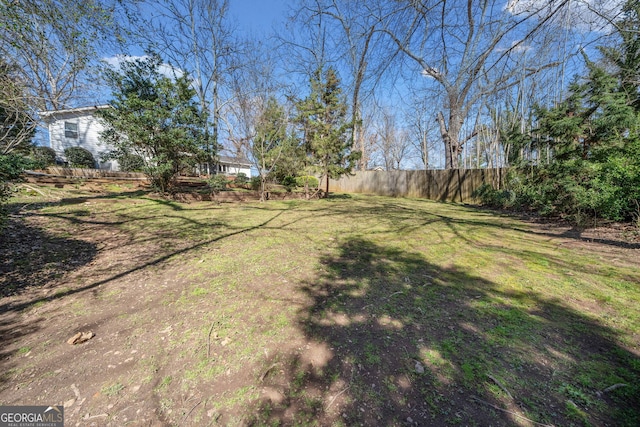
[296,66,360,196]
[477,1,640,223]
[98,54,209,191]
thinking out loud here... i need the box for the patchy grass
[1,186,638,426]
[101,382,124,397]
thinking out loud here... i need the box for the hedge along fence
[329,168,506,203]
[44,167,147,180]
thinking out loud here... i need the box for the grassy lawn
[1,185,638,426]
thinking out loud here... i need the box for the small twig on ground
[260,363,279,383]
[487,374,513,400]
[277,266,300,281]
[20,183,50,198]
[181,399,202,426]
[470,396,555,427]
[206,322,216,358]
[386,291,404,299]
[602,383,629,393]
[326,386,350,410]
[85,414,109,420]
[13,203,33,214]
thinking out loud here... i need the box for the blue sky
[229,0,288,33]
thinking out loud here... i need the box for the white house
[41,105,252,176]
[215,155,252,177]
[40,105,116,170]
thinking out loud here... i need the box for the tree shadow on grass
[248,237,639,426]
[0,200,292,396]
[0,216,98,388]
[0,217,97,298]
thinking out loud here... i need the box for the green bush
[208,174,229,192]
[472,183,515,209]
[295,175,319,189]
[250,176,261,191]
[30,146,57,168]
[118,153,145,172]
[1,154,34,227]
[504,143,640,224]
[144,154,176,192]
[234,172,248,186]
[281,175,296,191]
[0,153,32,183]
[64,147,95,168]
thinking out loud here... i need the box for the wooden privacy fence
[329,168,506,202]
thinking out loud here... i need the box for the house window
[64,122,78,138]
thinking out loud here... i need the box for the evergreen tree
[500,58,640,223]
[98,54,208,192]
[483,1,640,223]
[252,97,302,200]
[536,59,635,160]
[296,67,360,196]
[599,0,640,111]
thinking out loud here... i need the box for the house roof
[218,155,251,167]
[40,105,111,121]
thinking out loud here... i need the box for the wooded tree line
[1,0,638,219]
[478,0,640,224]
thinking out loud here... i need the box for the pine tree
[512,55,639,222]
[599,0,640,111]
[296,67,360,197]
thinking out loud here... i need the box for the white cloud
[101,54,185,79]
[505,0,624,33]
[496,39,534,54]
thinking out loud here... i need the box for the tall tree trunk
[421,129,429,169]
[437,111,463,169]
[325,173,330,197]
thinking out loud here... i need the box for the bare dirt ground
[1,186,638,426]
[0,189,352,426]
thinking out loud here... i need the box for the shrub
[30,146,57,168]
[118,153,145,172]
[250,176,261,191]
[144,154,176,192]
[295,175,319,189]
[1,154,34,227]
[64,147,95,168]
[472,183,515,209]
[281,175,296,191]
[208,174,229,192]
[234,172,248,186]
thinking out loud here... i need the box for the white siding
[217,163,251,177]
[47,109,118,170]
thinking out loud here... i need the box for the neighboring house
[41,105,252,176]
[214,155,252,177]
[40,105,116,170]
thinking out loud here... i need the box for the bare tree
[403,95,442,169]
[372,107,413,170]
[374,0,571,169]
[288,0,400,171]
[0,60,35,154]
[138,0,241,169]
[0,0,125,112]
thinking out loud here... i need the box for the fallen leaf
[67,331,95,345]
